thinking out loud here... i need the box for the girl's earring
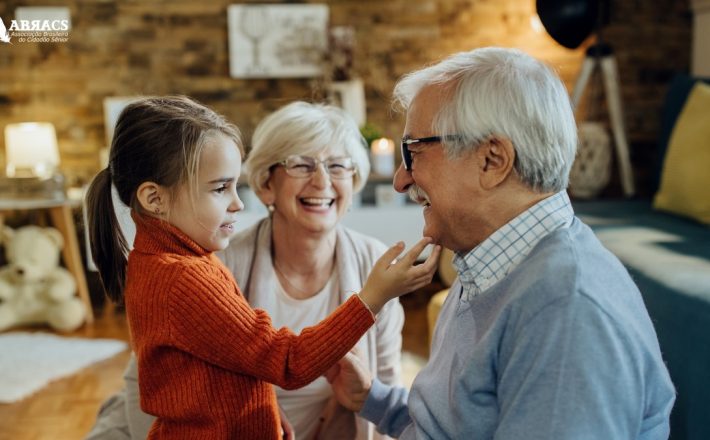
[154,207,161,215]
[267,204,275,213]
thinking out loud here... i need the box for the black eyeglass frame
[400,135,462,171]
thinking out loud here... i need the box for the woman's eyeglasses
[279,155,356,179]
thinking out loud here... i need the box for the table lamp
[4,122,60,179]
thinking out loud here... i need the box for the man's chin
[422,224,440,245]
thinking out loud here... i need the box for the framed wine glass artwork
[227,4,329,79]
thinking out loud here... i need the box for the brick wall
[0,0,691,194]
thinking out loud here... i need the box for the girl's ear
[136,181,169,216]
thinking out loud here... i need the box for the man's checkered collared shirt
[452,191,575,302]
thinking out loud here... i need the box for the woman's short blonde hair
[245,101,370,194]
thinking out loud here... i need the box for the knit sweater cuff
[354,293,377,320]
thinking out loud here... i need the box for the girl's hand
[359,238,441,315]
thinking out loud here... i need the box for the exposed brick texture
[0,0,691,195]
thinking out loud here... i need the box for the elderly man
[326,47,675,439]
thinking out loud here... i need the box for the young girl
[85,96,440,439]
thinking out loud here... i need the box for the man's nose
[393,162,413,193]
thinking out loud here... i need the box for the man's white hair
[393,47,577,192]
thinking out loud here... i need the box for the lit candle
[370,137,395,176]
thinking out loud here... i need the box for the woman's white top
[251,269,339,440]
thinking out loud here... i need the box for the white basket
[569,122,612,199]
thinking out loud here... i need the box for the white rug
[0,331,128,403]
[594,226,710,302]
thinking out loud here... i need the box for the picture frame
[227,4,329,79]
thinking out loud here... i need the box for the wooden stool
[0,198,94,324]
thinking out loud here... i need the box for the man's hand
[324,351,373,412]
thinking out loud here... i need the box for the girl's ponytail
[86,167,128,303]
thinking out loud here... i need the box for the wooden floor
[0,309,131,440]
[0,284,439,440]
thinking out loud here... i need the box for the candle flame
[372,138,394,154]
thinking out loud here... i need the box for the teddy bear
[0,225,86,332]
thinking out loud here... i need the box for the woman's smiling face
[263,148,354,235]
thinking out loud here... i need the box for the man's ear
[136,181,169,215]
[477,136,516,190]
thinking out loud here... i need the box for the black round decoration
[536,0,598,49]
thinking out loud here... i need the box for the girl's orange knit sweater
[124,213,375,439]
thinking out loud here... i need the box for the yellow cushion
[427,288,449,348]
[654,83,710,224]
[437,248,456,287]
[425,249,456,351]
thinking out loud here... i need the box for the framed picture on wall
[227,4,329,79]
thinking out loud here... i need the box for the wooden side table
[0,198,94,324]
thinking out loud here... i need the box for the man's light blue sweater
[361,218,675,439]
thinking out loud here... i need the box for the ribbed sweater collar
[131,210,210,257]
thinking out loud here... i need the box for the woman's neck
[270,217,337,300]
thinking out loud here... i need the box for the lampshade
[536,0,601,49]
[4,122,60,179]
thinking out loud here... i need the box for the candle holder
[370,137,395,176]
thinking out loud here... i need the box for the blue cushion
[654,74,710,192]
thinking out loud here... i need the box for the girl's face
[168,134,244,251]
[263,148,354,236]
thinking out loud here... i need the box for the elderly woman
[87,102,403,440]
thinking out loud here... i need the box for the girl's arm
[165,238,439,390]
[168,267,372,390]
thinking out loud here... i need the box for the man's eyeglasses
[279,155,356,179]
[400,135,461,171]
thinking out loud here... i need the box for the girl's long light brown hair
[85,96,242,303]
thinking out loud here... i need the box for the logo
[0,18,11,44]
[1,15,71,44]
